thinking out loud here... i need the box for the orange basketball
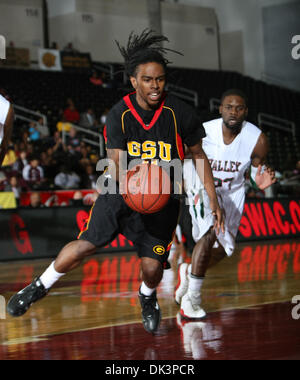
[122,163,171,214]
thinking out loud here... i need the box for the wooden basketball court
[0,238,299,360]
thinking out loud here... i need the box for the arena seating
[0,68,122,134]
[1,65,299,172]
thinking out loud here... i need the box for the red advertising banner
[0,198,299,261]
[237,198,300,241]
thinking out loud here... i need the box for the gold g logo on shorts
[153,245,165,255]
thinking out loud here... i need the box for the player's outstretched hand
[255,165,277,190]
[210,199,225,235]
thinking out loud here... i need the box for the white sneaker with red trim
[180,292,206,319]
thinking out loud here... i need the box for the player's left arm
[0,105,14,166]
[250,132,276,190]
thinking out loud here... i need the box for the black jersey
[105,92,206,163]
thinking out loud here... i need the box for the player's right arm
[106,148,127,183]
[0,104,14,166]
[105,103,128,185]
[189,140,225,234]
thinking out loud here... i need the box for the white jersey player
[176,89,276,319]
[0,93,14,166]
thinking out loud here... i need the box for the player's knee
[71,240,96,260]
[141,258,163,281]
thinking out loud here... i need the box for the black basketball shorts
[78,193,180,266]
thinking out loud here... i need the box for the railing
[13,104,47,126]
[93,62,115,80]
[209,97,221,113]
[167,83,199,108]
[261,72,289,90]
[61,124,105,158]
[258,113,296,137]
[13,104,105,158]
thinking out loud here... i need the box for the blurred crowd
[0,94,108,208]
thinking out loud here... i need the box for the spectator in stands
[78,144,91,168]
[100,108,109,128]
[12,150,28,174]
[28,121,41,142]
[63,42,78,53]
[5,176,22,205]
[66,127,80,149]
[39,150,57,184]
[35,117,50,139]
[70,191,84,206]
[56,116,73,133]
[101,72,118,89]
[20,130,30,149]
[89,70,103,86]
[14,141,27,156]
[79,108,98,129]
[40,150,53,167]
[22,157,44,190]
[26,142,35,158]
[50,42,59,50]
[2,142,17,168]
[82,164,97,189]
[49,132,68,166]
[29,192,44,208]
[54,165,80,190]
[63,101,80,124]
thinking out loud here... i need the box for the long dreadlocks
[115,29,182,77]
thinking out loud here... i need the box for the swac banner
[0,192,17,209]
[237,198,300,242]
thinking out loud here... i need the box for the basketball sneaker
[180,292,206,320]
[7,277,48,317]
[174,263,189,304]
[138,289,161,334]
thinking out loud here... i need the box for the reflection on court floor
[0,239,299,360]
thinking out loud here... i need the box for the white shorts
[183,160,245,256]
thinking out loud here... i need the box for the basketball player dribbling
[0,91,14,166]
[7,30,224,334]
[175,89,276,319]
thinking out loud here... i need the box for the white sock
[39,261,65,290]
[187,274,204,305]
[140,282,156,297]
[188,274,204,293]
